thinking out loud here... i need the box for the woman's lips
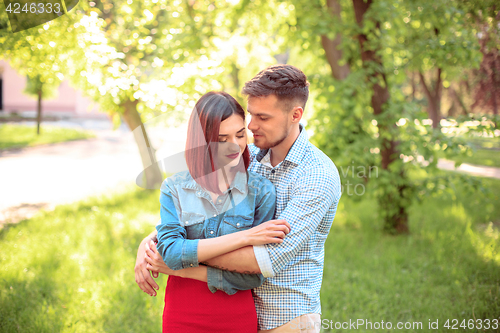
[226,153,239,159]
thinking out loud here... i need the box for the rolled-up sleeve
[265,167,341,275]
[253,245,274,278]
[156,180,200,270]
[206,266,265,295]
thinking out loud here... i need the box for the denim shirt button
[210,231,214,234]
[213,214,217,217]
[185,221,189,225]
[236,223,240,227]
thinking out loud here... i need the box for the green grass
[448,136,500,168]
[321,177,500,332]
[0,187,165,333]
[0,124,95,150]
[0,178,499,332]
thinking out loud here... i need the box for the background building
[0,59,105,119]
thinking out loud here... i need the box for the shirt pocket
[223,215,254,234]
[182,212,206,239]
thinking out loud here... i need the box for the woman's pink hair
[185,91,250,194]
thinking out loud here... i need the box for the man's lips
[226,153,239,159]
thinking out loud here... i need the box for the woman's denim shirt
[156,170,276,295]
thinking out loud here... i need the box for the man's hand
[145,240,178,276]
[134,233,160,297]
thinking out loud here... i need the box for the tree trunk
[491,56,499,128]
[419,69,442,129]
[352,0,409,234]
[36,88,42,135]
[411,71,417,101]
[321,0,350,80]
[448,86,468,116]
[121,99,163,189]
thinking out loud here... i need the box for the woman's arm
[146,240,265,294]
[146,240,208,282]
[203,177,280,294]
[157,181,289,270]
[196,219,290,262]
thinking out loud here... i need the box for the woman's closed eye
[219,135,245,142]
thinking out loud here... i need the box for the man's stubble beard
[254,122,289,150]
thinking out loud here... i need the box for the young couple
[134,64,342,332]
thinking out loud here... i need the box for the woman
[145,91,290,332]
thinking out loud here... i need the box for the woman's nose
[228,139,239,150]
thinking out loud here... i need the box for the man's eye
[260,117,268,121]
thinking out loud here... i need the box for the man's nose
[248,118,257,131]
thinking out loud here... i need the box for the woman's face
[216,114,247,169]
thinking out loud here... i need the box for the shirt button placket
[208,209,217,238]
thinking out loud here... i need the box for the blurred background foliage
[0,0,498,232]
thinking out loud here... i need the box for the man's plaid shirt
[250,125,342,330]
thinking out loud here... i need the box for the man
[135,64,341,332]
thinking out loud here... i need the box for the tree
[24,74,59,134]
[459,0,500,122]
[0,5,83,134]
[276,0,488,233]
[70,0,289,188]
[399,0,482,129]
[69,1,228,188]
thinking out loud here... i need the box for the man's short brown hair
[242,64,309,112]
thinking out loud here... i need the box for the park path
[1,118,499,225]
[437,159,500,179]
[0,118,188,225]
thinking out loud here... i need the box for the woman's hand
[145,240,179,276]
[244,219,291,246]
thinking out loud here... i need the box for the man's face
[247,94,290,150]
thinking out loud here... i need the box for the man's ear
[291,106,303,123]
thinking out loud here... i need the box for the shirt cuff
[206,266,222,293]
[253,245,274,278]
[181,239,200,269]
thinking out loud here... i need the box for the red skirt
[162,275,258,333]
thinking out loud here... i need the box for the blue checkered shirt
[250,125,341,330]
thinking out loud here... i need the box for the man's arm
[145,240,265,294]
[203,166,341,277]
[134,229,159,296]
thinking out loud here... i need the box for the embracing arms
[202,167,342,278]
[135,179,288,296]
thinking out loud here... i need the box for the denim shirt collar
[180,170,248,195]
[255,124,308,167]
